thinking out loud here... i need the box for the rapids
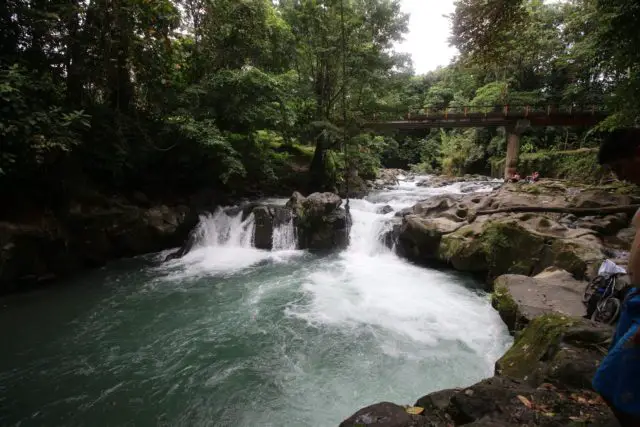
[0,176,511,427]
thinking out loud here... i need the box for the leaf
[405,406,424,415]
[537,383,557,391]
[517,395,533,409]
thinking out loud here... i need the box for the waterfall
[272,218,297,251]
[192,208,256,249]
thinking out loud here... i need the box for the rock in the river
[238,203,295,250]
[377,205,394,215]
[439,221,549,280]
[252,206,275,250]
[396,215,465,262]
[287,192,349,251]
[368,169,409,190]
[415,174,495,189]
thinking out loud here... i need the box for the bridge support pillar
[504,119,530,179]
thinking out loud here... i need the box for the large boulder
[495,314,612,390]
[437,221,547,280]
[0,221,82,293]
[388,181,631,281]
[396,215,464,262]
[71,203,192,259]
[368,168,409,190]
[491,269,587,332]
[252,206,274,250]
[287,192,349,251]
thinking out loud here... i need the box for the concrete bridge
[362,105,607,178]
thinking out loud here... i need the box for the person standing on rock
[593,128,640,426]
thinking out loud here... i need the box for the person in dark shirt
[593,128,640,426]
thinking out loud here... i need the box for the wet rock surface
[390,180,636,282]
[491,268,589,332]
[0,197,195,294]
[287,191,349,251]
[369,169,412,190]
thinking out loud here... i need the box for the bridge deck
[362,105,607,130]
[364,111,606,130]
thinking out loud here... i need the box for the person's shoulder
[633,208,640,228]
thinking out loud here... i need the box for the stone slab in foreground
[492,268,588,332]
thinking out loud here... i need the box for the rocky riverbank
[340,177,637,426]
[390,179,634,282]
[0,193,199,295]
[0,187,353,295]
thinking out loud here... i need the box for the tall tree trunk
[108,3,133,112]
[27,0,49,70]
[0,0,20,61]
[65,0,83,106]
[308,56,334,193]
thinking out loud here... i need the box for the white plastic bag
[597,259,627,276]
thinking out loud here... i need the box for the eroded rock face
[494,314,611,389]
[287,192,349,251]
[378,205,394,215]
[0,201,195,293]
[391,181,632,282]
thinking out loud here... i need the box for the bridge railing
[365,104,608,122]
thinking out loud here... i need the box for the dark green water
[0,192,511,427]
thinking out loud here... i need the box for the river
[0,177,512,427]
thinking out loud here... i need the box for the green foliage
[2,0,639,210]
[517,149,605,184]
[440,129,485,175]
[0,65,89,176]
[0,0,413,205]
[451,0,527,64]
[347,134,385,180]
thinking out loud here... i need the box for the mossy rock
[495,314,576,381]
[481,221,546,278]
[438,225,488,273]
[536,239,600,280]
[438,221,546,280]
[398,215,465,262]
[491,281,520,333]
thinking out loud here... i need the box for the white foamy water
[272,218,297,251]
[0,174,511,427]
[366,175,501,212]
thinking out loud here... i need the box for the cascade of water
[345,199,391,256]
[192,208,256,248]
[272,218,297,251]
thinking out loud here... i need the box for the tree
[280,0,408,192]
